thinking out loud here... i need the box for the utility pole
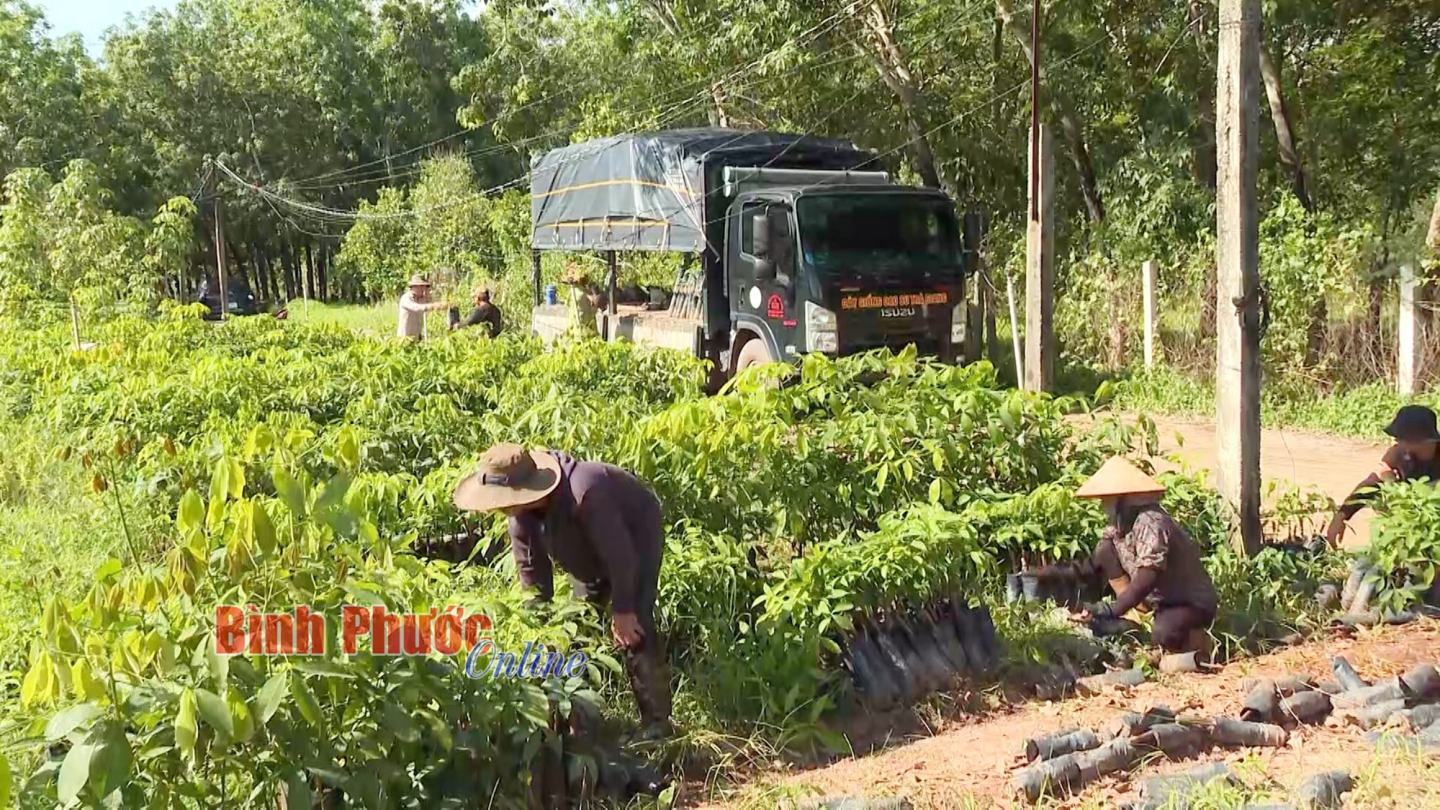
[1025,126,1055,392]
[207,155,228,323]
[1215,0,1263,555]
[1023,0,1055,393]
[1029,0,1041,223]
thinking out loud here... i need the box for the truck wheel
[735,338,772,372]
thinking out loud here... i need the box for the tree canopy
[0,0,1435,314]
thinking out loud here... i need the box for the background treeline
[2,0,1439,392]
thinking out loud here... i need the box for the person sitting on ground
[1070,457,1219,662]
[455,287,503,338]
[1324,404,1440,547]
[396,274,449,341]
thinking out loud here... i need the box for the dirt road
[1115,416,1387,545]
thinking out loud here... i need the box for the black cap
[1384,405,1440,443]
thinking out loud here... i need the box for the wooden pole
[69,296,81,351]
[606,251,618,316]
[302,243,311,320]
[1029,0,1041,223]
[966,259,986,365]
[1007,271,1024,385]
[1024,124,1055,392]
[1143,260,1159,369]
[964,212,985,365]
[1215,0,1263,555]
[210,158,228,323]
[1398,264,1419,396]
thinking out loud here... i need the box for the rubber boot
[624,640,674,742]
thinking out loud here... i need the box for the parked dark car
[196,277,259,320]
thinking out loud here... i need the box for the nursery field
[0,307,1435,809]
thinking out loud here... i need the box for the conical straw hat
[1075,457,1165,499]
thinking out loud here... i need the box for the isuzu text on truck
[527,129,979,389]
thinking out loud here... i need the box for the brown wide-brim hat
[452,443,562,512]
[407,274,432,289]
[1076,457,1166,499]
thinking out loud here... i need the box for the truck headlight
[951,302,966,344]
[805,301,838,354]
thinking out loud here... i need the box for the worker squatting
[212,604,589,679]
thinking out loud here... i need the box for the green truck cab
[528,129,977,388]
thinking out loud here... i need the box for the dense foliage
[0,308,1418,807]
[2,0,1436,364]
[0,306,1158,805]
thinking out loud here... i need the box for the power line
[281,7,857,190]
[227,8,1042,242]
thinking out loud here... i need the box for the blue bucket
[544,284,558,306]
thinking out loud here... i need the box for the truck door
[727,200,797,364]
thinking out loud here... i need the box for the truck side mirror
[752,211,771,259]
[752,211,777,281]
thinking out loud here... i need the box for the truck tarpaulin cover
[530,128,873,253]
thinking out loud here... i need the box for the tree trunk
[254,242,275,306]
[854,0,952,197]
[1188,0,1217,190]
[318,243,330,301]
[1427,185,1440,258]
[708,83,732,129]
[304,241,317,302]
[226,239,251,295]
[280,240,297,301]
[1258,43,1313,211]
[994,0,1105,222]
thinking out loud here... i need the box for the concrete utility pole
[1215,0,1263,555]
[1024,125,1055,392]
[1397,265,1421,397]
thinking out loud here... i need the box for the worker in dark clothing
[452,443,672,740]
[455,287,503,338]
[1063,457,1218,668]
[1325,404,1440,547]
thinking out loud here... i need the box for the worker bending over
[1070,458,1218,661]
[455,287,503,338]
[1324,404,1440,547]
[452,443,672,740]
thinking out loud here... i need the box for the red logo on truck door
[766,294,785,319]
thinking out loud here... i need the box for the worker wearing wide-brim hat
[452,443,672,740]
[1325,404,1440,547]
[1072,457,1218,662]
[396,273,449,341]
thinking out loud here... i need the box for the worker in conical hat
[1073,457,1218,666]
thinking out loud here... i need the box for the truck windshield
[796,195,960,277]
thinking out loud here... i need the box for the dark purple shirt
[507,452,663,613]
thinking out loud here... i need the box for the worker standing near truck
[562,264,600,339]
[1068,458,1219,667]
[1324,404,1440,547]
[396,274,450,341]
[452,443,673,740]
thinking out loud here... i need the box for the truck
[527,129,979,389]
